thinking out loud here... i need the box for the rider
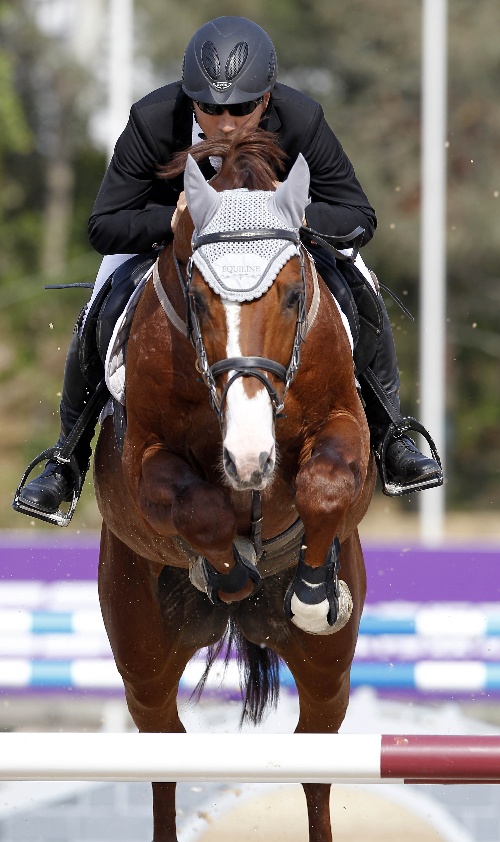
[14,15,442,525]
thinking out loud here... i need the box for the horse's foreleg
[295,418,367,565]
[288,417,367,634]
[138,447,257,602]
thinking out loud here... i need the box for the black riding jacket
[88,81,377,256]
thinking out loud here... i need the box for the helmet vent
[201,41,221,81]
[268,50,277,83]
[225,41,249,81]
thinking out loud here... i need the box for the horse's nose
[223,448,275,486]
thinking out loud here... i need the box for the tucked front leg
[137,445,258,603]
[288,416,367,634]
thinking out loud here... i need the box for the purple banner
[364,542,500,603]
[1,532,499,603]
[0,533,99,583]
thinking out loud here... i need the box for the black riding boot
[14,330,100,525]
[360,297,443,495]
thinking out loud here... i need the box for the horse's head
[181,143,310,491]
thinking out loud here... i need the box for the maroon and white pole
[381,734,500,784]
[0,733,499,784]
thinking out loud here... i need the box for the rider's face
[193,94,270,139]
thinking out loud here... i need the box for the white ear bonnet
[184,154,310,302]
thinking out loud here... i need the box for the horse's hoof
[289,580,353,635]
[218,578,256,603]
[188,537,261,604]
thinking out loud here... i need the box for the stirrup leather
[374,417,443,497]
[12,447,85,527]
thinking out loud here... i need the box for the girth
[172,516,305,579]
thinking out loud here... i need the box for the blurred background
[0,0,499,536]
[1,1,500,840]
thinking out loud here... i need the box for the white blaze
[222,301,276,486]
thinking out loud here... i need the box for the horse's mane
[158,128,287,190]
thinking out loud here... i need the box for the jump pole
[0,733,499,785]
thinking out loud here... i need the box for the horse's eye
[284,286,302,310]
[191,289,208,314]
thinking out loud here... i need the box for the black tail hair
[191,616,281,726]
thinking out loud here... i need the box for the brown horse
[94,129,376,842]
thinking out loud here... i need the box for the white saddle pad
[104,271,150,405]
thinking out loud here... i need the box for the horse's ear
[184,154,222,233]
[268,153,310,230]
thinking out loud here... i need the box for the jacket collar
[262,99,281,134]
[172,89,194,151]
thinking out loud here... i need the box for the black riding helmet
[182,16,277,105]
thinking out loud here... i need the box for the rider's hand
[171,191,187,233]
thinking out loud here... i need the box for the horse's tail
[231,617,281,725]
[192,616,281,726]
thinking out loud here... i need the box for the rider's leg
[16,254,134,517]
[310,244,442,494]
[81,254,136,332]
[360,294,443,494]
[17,329,95,513]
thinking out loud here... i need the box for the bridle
[175,227,309,424]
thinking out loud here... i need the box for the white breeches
[79,253,137,333]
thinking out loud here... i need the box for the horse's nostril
[259,451,274,475]
[223,448,238,478]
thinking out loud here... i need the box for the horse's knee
[296,453,356,517]
[172,483,237,548]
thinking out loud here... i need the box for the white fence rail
[0,733,499,785]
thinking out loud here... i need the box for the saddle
[79,252,158,389]
[301,227,383,377]
[74,252,156,453]
[303,239,383,377]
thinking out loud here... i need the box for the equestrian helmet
[182,16,277,105]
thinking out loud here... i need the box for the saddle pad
[104,270,151,405]
[332,296,354,353]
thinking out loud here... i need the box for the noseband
[180,228,308,423]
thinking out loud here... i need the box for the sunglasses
[195,97,264,117]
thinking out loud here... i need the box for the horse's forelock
[158,129,286,191]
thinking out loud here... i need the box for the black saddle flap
[79,252,156,389]
[335,259,383,376]
[310,246,383,376]
[96,252,157,361]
